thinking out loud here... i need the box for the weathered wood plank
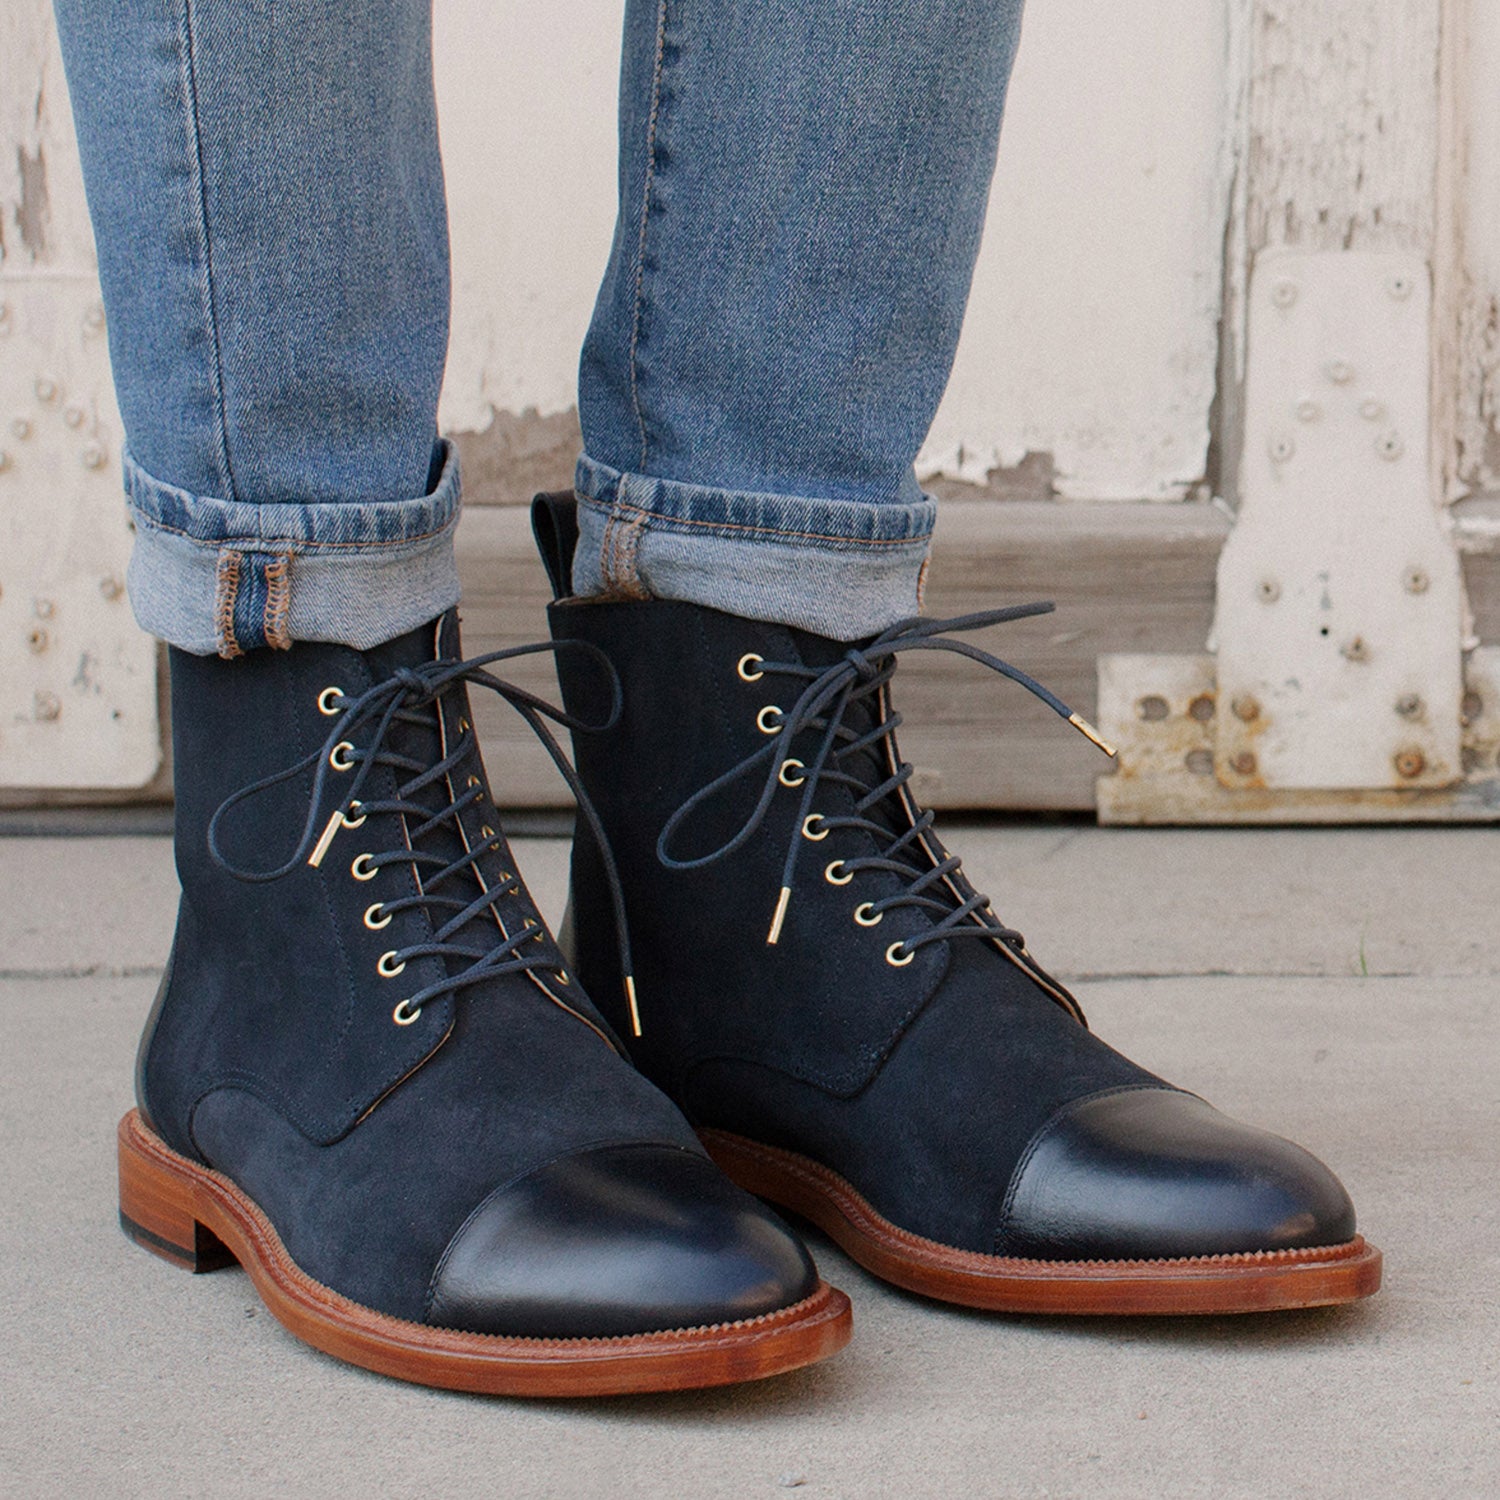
[455,500,1231,811]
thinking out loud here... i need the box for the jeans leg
[577,0,1026,639]
[52,0,456,656]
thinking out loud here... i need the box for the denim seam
[177,0,238,503]
[598,497,932,551]
[263,555,292,650]
[130,511,456,554]
[626,0,671,471]
[214,549,243,659]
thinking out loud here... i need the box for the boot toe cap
[426,1143,820,1338]
[998,1087,1357,1263]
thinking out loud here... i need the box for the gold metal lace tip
[767,885,792,945]
[624,975,642,1038]
[1068,712,1117,758]
[308,808,346,868]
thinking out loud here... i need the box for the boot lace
[658,605,1114,963]
[207,641,642,1036]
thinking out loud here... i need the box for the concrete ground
[2,822,1496,1499]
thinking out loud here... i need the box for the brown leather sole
[118,1109,852,1395]
[702,1129,1383,1316]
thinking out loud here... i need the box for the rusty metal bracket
[1097,649,1500,824]
[1214,250,1465,793]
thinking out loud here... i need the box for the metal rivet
[1294,400,1321,423]
[1402,567,1429,595]
[1460,691,1483,727]
[1394,748,1426,779]
[1137,695,1169,722]
[1387,274,1415,301]
[34,691,61,722]
[81,442,106,469]
[1268,434,1295,463]
[63,406,85,429]
[1395,694,1423,719]
[34,377,59,404]
[1231,751,1258,776]
[27,627,48,654]
[1231,695,1260,722]
[99,575,124,601]
[1325,359,1355,385]
[1340,637,1370,663]
[1257,579,1282,604]
[1188,694,1216,723]
[1359,398,1384,421]
[33,597,54,619]
[1271,279,1299,308]
[1184,749,1215,776]
[12,417,32,440]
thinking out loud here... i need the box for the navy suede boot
[119,611,851,1394]
[536,495,1382,1316]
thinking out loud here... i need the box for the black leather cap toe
[998,1087,1357,1262]
[425,1143,819,1338]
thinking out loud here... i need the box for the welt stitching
[213,549,243,659]
[262,555,292,650]
[177,0,239,504]
[626,0,671,471]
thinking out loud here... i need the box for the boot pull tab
[531,492,581,601]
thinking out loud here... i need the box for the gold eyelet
[350,853,378,881]
[317,686,345,716]
[525,919,545,944]
[392,999,421,1026]
[342,800,366,830]
[329,741,356,772]
[554,969,570,985]
[756,705,784,735]
[466,775,481,790]
[802,814,829,842]
[885,941,915,968]
[825,860,853,886]
[457,716,471,734]
[480,824,495,840]
[364,902,391,931]
[737,653,764,682]
[778,758,806,788]
[854,902,883,927]
[377,951,406,978]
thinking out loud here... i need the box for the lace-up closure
[658,606,1115,966]
[207,640,643,1034]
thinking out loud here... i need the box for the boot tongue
[359,612,493,962]
[784,625,919,859]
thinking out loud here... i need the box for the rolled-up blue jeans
[53,0,1025,655]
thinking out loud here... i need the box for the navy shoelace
[207,641,643,1036]
[658,604,1115,959]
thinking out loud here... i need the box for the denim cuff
[123,442,462,657]
[573,455,936,641]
